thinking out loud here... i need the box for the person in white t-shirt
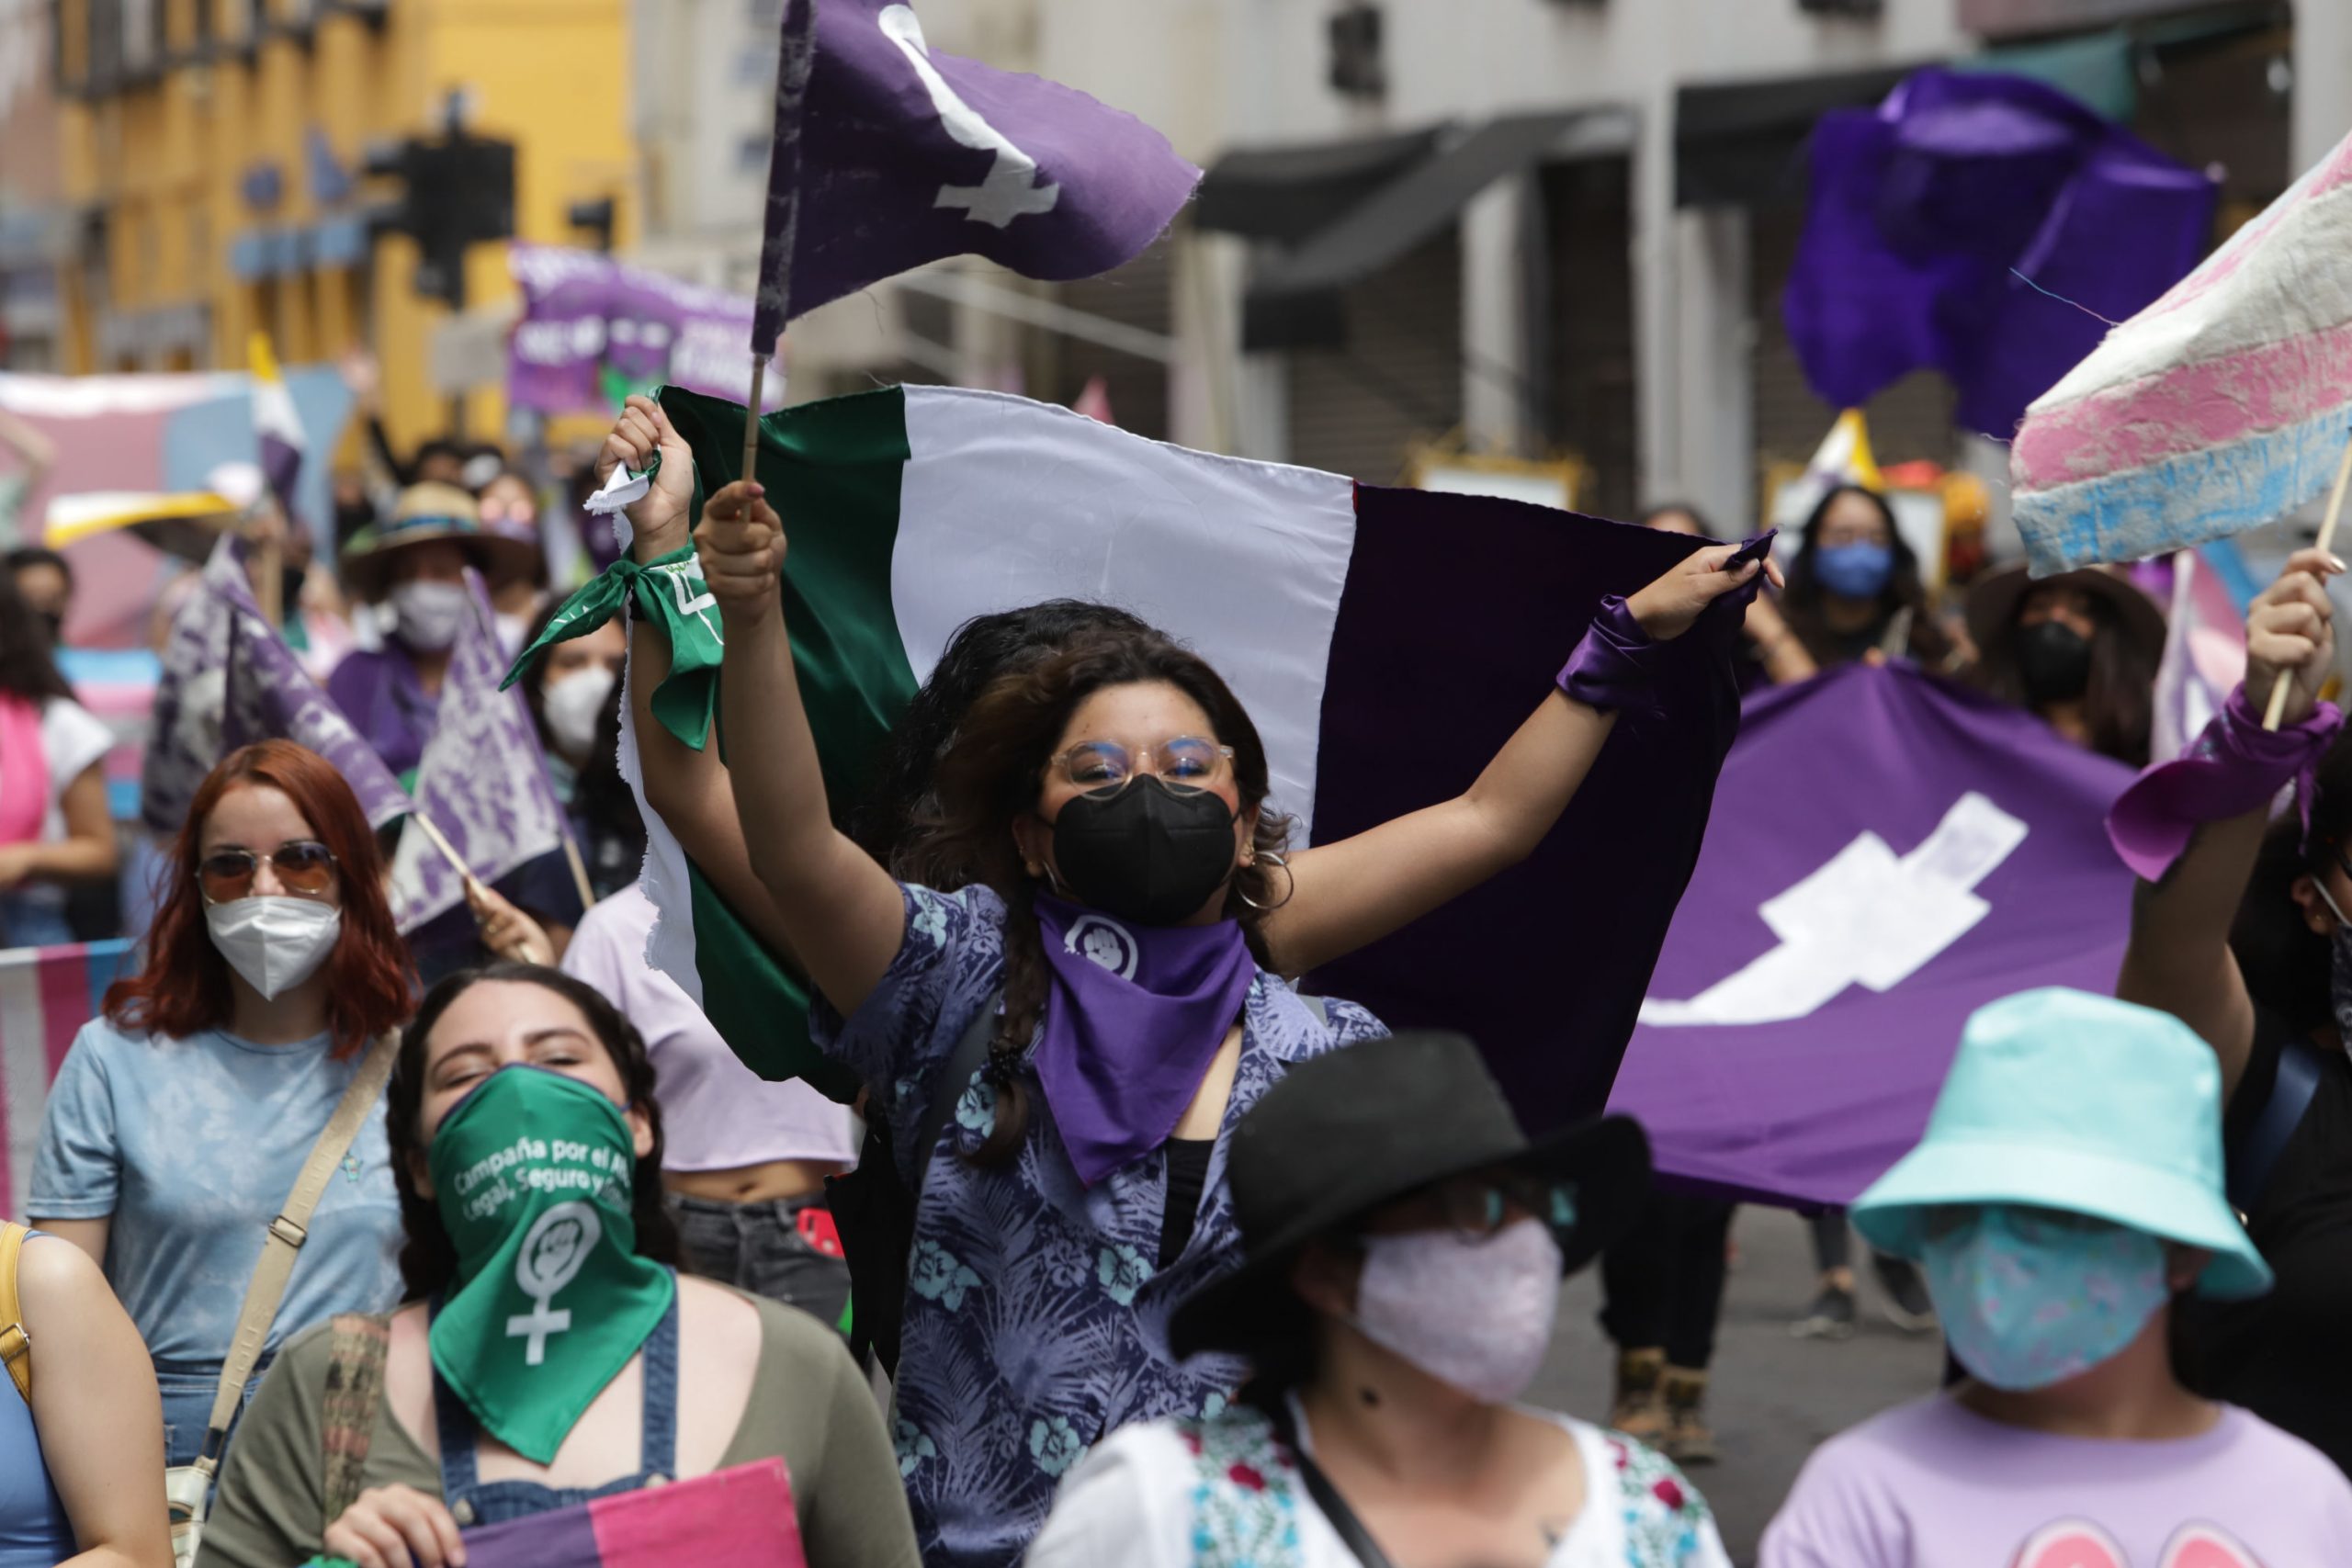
[0,570,116,948]
[1030,1032,1732,1568]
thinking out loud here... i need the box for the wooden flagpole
[2264,428,2352,730]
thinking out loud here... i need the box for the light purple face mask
[1351,1218,1562,1404]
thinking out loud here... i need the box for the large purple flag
[748,0,1201,346]
[219,598,407,829]
[1607,664,2136,1206]
[1784,68,2213,439]
[389,573,568,933]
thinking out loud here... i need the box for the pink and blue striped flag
[0,939,135,1221]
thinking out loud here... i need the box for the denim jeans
[155,1359,264,1470]
[668,1191,852,1335]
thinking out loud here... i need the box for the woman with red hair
[29,741,416,1469]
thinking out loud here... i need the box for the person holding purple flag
[687,470,1768,1567]
[1763,989,2352,1566]
[2110,546,2352,1475]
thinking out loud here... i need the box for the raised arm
[2116,547,2341,1099]
[698,482,908,1015]
[1261,543,1770,976]
[600,398,804,963]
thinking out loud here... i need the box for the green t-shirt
[194,1288,921,1568]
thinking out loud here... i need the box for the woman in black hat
[1965,563,2164,767]
[1028,1032,1732,1568]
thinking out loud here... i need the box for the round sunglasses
[196,840,338,903]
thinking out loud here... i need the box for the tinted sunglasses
[197,840,338,903]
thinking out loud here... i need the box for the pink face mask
[1351,1218,1562,1404]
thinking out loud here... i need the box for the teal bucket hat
[1852,987,2271,1301]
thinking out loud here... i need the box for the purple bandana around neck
[1031,894,1259,1186]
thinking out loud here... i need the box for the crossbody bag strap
[0,1223,28,1404]
[910,990,1002,1210]
[195,1031,400,1473]
[1266,1397,1396,1568]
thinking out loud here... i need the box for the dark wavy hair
[2233,728,2352,1037]
[846,600,1152,872]
[105,741,413,1057]
[1973,590,2156,768]
[1781,484,1953,670]
[387,963,681,1300]
[0,566,74,705]
[898,628,1295,1164]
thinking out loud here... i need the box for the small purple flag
[219,598,408,829]
[249,333,307,536]
[141,537,253,836]
[389,572,568,933]
[748,0,1201,349]
[1784,67,2213,439]
[1607,664,2137,1207]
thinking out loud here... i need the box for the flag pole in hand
[743,0,818,485]
[2264,426,2352,730]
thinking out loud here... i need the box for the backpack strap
[911,991,1002,1210]
[2226,1035,2327,1215]
[0,1223,29,1404]
[319,1313,393,1529]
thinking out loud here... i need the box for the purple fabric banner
[1784,67,2213,438]
[1607,664,2137,1207]
[749,0,1201,339]
[507,245,789,416]
[219,598,408,829]
[141,538,250,835]
[388,572,567,933]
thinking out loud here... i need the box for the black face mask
[1049,776,1239,927]
[2015,620,2093,705]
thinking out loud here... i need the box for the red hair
[107,740,414,1056]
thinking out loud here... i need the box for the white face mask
[390,579,471,652]
[1351,1218,1562,1404]
[495,612,533,657]
[542,667,616,761]
[205,897,343,1000]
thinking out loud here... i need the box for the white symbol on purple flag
[1638,793,2029,1028]
[878,4,1062,229]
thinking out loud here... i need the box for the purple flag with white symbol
[1607,664,2136,1207]
[1784,67,2213,439]
[249,334,307,534]
[141,537,252,835]
[219,599,408,829]
[508,245,791,416]
[389,572,567,933]
[748,0,1201,347]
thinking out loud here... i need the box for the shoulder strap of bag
[2226,1035,2327,1214]
[0,1222,29,1404]
[319,1312,394,1528]
[195,1030,400,1473]
[1267,1396,1395,1568]
[911,992,1002,1210]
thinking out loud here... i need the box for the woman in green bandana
[194,964,920,1568]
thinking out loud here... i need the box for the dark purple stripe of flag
[1306,487,1743,1134]
[749,0,820,353]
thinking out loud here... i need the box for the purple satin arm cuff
[1557,595,1665,715]
[2106,684,2344,883]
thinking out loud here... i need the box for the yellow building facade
[53,0,635,446]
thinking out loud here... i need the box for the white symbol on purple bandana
[1064,914,1140,980]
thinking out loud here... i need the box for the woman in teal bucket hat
[1763,987,2352,1568]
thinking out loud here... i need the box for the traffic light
[363,125,516,308]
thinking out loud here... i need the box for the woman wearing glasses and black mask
[682,453,1765,1568]
[30,741,415,1469]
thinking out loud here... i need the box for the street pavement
[1529,1204,1947,1565]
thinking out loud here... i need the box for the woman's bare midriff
[662,1157,845,1204]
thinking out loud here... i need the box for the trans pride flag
[0,940,134,1220]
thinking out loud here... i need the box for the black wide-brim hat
[1964,561,2166,669]
[1169,1029,1652,1360]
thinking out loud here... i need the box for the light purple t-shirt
[560,886,858,1170]
[1762,1394,2352,1568]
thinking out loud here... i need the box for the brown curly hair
[896,628,1295,1164]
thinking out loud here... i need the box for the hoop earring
[1236,850,1295,912]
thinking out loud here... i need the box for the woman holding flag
[653,394,1768,1564]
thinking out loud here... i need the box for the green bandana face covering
[424,1066,676,1463]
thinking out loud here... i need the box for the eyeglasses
[1050,737,1235,794]
[197,840,339,903]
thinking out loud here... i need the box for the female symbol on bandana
[507,1201,600,1365]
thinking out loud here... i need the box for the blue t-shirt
[27,1019,405,1370]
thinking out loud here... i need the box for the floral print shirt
[810,884,1387,1568]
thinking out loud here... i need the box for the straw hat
[338,482,540,601]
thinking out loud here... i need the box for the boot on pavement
[1662,1366,1717,1465]
[1610,1347,1668,1440]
